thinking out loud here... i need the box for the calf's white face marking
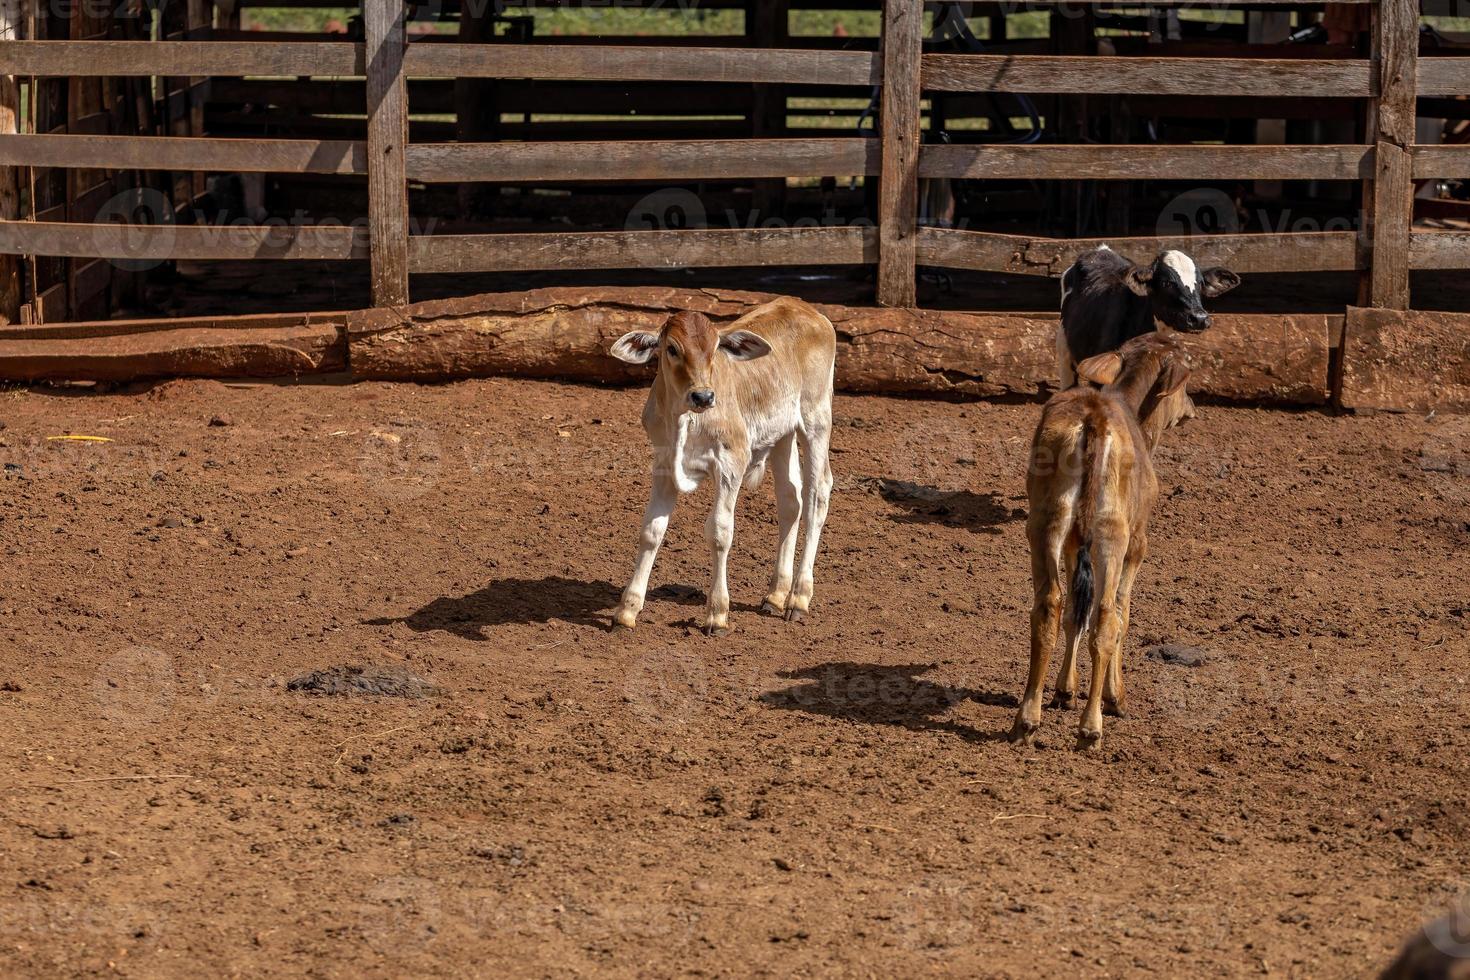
[1162,250,1201,297]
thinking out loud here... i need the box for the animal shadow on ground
[366,576,620,639]
[857,477,1025,534]
[760,662,1016,743]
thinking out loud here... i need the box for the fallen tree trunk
[347,287,1335,404]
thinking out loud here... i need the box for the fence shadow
[365,576,619,639]
[759,661,1016,743]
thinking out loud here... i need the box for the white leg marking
[614,473,678,629]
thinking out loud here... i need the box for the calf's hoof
[611,608,638,631]
[1103,700,1127,719]
[1009,717,1039,745]
[784,607,806,623]
[1075,728,1103,752]
[1049,691,1075,710]
[701,622,731,638]
[760,599,785,617]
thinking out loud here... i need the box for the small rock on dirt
[208,414,233,427]
[285,664,442,698]
[158,516,185,529]
[1144,644,1211,667]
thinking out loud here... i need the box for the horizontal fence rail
[915,229,1363,277]
[921,55,1376,97]
[0,134,368,175]
[918,144,1374,181]
[409,228,877,275]
[405,138,881,183]
[404,44,881,85]
[0,221,366,261]
[0,40,363,77]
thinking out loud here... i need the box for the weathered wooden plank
[1367,141,1412,307]
[915,227,1361,276]
[0,134,368,174]
[921,55,1374,96]
[920,143,1373,181]
[0,220,366,260]
[404,43,880,85]
[1341,307,1470,412]
[1409,231,1470,269]
[405,138,879,183]
[0,40,364,77]
[1416,57,1470,96]
[408,227,876,275]
[365,0,409,307]
[877,0,921,309]
[1362,0,1417,310]
[1410,144,1470,178]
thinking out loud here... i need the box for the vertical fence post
[1362,0,1417,310]
[877,0,921,308]
[0,0,21,323]
[366,0,409,307]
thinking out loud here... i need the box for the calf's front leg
[703,465,743,636]
[612,472,677,630]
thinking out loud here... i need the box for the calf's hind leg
[1079,537,1125,750]
[1012,529,1064,743]
[786,418,832,622]
[1103,533,1145,718]
[1051,544,1084,709]
[762,433,803,616]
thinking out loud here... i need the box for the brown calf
[608,298,836,635]
[1010,332,1193,750]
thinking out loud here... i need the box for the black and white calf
[1057,245,1240,388]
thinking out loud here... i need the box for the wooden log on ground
[0,312,347,381]
[345,287,1333,405]
[1341,307,1470,412]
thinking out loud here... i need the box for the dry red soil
[0,376,1467,978]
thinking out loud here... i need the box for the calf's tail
[1069,409,1108,632]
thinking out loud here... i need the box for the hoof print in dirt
[285,664,442,698]
[1143,644,1212,667]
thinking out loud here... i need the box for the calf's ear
[718,329,772,361]
[1124,265,1153,297]
[610,331,661,364]
[1201,267,1241,298]
[1158,358,1191,398]
[1076,351,1123,385]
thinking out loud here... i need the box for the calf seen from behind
[1011,333,1194,750]
[608,299,837,635]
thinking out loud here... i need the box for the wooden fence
[1,0,1469,316]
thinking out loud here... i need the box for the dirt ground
[0,376,1467,978]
